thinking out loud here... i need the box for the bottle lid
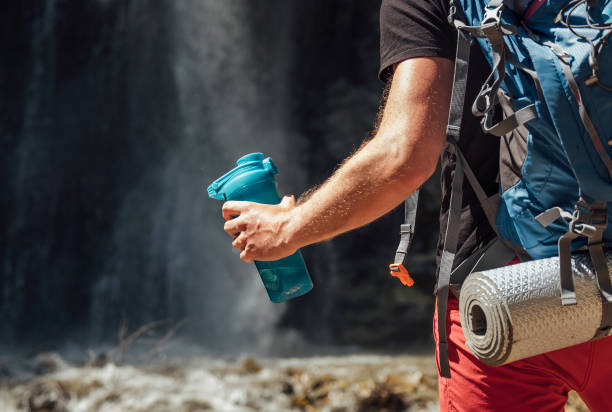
[207,152,278,200]
[237,153,265,164]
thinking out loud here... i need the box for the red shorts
[434,294,612,412]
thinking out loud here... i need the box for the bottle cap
[207,153,278,200]
[237,153,265,165]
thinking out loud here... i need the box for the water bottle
[207,153,313,302]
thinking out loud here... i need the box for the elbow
[399,155,438,191]
[388,138,440,189]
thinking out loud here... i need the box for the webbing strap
[537,201,612,325]
[484,104,538,137]
[459,1,542,141]
[437,140,465,379]
[437,27,473,379]
[505,52,544,99]
[583,203,612,334]
[558,230,580,305]
[451,3,532,262]
[454,147,497,229]
[455,21,517,38]
[394,190,420,265]
[447,30,472,139]
[537,205,582,305]
[589,240,612,336]
[457,25,540,139]
[437,26,476,377]
[469,9,508,132]
[547,42,612,182]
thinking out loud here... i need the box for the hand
[222,195,298,262]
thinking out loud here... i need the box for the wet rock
[28,381,69,412]
[239,357,261,374]
[141,399,170,412]
[281,380,294,395]
[308,374,335,401]
[356,383,406,412]
[65,378,104,398]
[291,392,313,409]
[382,371,424,395]
[182,399,212,411]
[285,367,301,378]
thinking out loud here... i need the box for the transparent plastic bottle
[208,153,313,302]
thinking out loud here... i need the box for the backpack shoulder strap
[435,21,474,378]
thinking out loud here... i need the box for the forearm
[222,57,453,262]
[287,58,452,248]
[289,130,435,248]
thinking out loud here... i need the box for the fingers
[232,234,255,263]
[224,218,246,237]
[222,201,249,221]
[232,233,247,251]
[221,196,295,263]
[229,232,253,262]
[240,246,254,263]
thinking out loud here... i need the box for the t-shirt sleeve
[379,0,456,82]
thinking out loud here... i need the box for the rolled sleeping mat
[459,251,612,366]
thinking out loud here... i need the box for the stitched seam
[445,373,456,412]
[577,341,595,393]
[533,157,554,197]
[446,306,458,412]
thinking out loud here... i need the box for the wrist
[283,204,307,251]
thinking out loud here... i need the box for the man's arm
[223,57,454,262]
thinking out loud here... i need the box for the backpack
[390,0,612,377]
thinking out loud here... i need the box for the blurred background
[0,1,451,411]
[2,0,442,354]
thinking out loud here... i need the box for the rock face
[1,1,440,350]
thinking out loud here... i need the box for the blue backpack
[390,0,612,377]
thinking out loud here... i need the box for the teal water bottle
[208,153,313,302]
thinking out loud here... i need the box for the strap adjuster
[389,264,415,287]
[483,2,504,26]
[569,199,608,237]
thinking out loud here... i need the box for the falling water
[1,0,437,354]
[89,0,306,353]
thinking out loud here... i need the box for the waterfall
[1,1,437,354]
[2,0,304,353]
[89,0,306,353]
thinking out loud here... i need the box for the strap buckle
[569,199,608,238]
[473,85,493,116]
[482,2,504,26]
[538,198,609,307]
[389,264,415,287]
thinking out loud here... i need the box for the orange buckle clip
[389,263,415,287]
